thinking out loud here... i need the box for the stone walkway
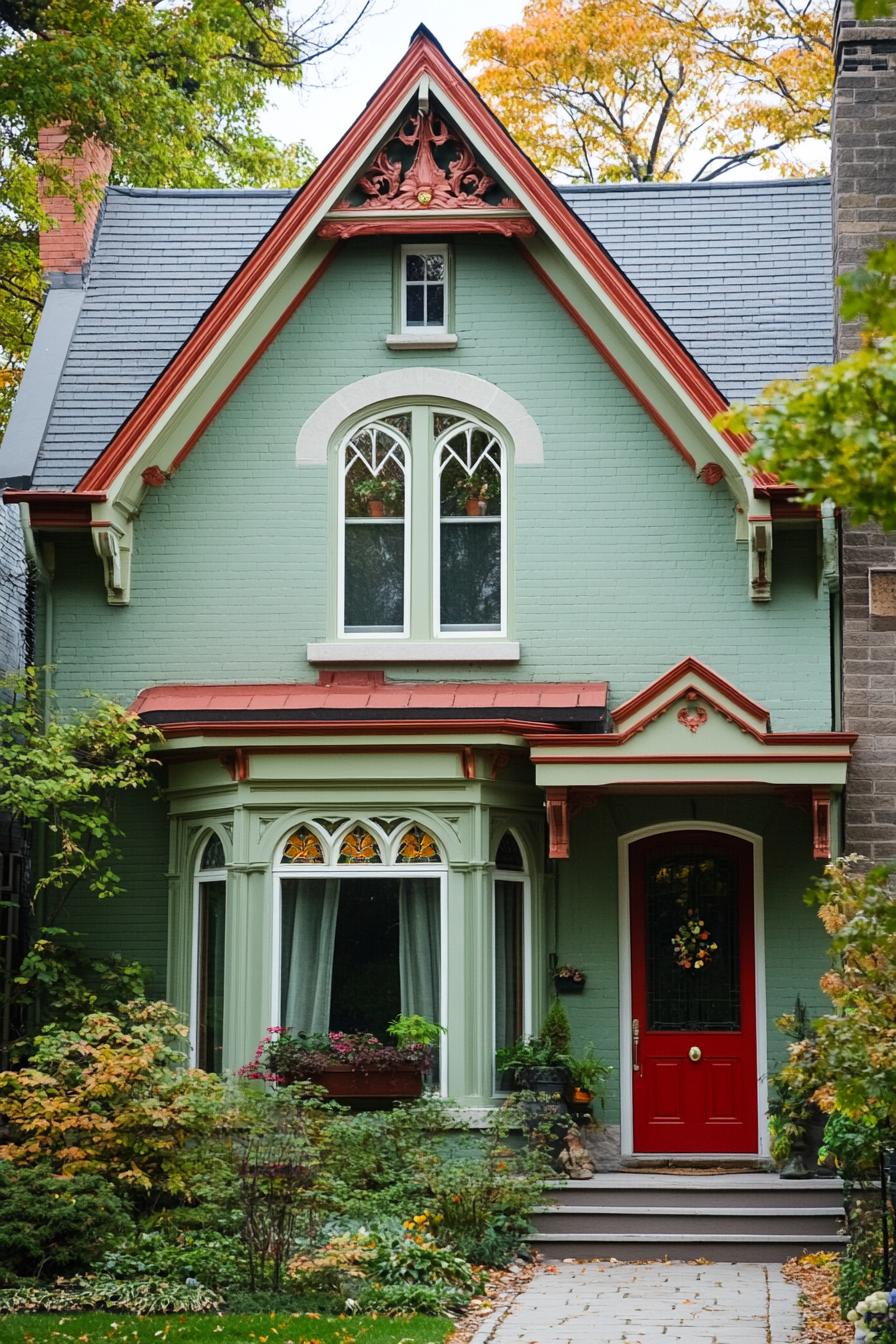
[473,1260,803,1344]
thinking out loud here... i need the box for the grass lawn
[0,1315,455,1344]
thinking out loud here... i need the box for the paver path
[474,1261,803,1344]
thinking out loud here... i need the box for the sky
[260,0,526,161]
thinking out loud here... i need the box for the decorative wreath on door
[671,910,719,971]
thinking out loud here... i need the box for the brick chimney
[833,1,896,862]
[37,127,111,277]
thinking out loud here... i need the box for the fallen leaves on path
[782,1252,853,1343]
[449,1259,539,1344]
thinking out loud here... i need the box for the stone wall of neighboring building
[834,0,896,862]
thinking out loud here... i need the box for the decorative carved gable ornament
[319,107,535,239]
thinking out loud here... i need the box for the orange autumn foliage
[467,0,832,182]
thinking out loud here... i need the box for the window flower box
[308,1062,424,1101]
[240,1025,438,1105]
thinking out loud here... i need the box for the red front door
[630,832,758,1155]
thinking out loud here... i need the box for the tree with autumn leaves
[468,0,833,183]
[0,0,374,431]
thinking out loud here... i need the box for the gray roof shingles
[26,177,832,490]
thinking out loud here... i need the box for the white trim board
[616,821,769,1161]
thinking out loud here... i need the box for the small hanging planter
[553,965,586,994]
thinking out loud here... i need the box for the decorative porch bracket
[546,786,570,859]
[812,787,832,861]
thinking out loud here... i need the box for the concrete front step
[530,1173,846,1262]
[530,1230,847,1263]
[546,1174,843,1209]
[533,1203,845,1237]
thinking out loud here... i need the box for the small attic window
[402,245,448,334]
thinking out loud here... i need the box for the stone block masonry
[834,1,896,861]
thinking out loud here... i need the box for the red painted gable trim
[71,31,751,496]
[611,657,771,728]
[520,248,696,469]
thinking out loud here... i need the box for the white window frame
[400,244,449,336]
[433,414,508,639]
[271,818,450,1095]
[491,838,532,1097]
[337,415,412,639]
[190,836,227,1069]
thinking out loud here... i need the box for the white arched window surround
[270,816,450,1094]
[191,828,227,1071]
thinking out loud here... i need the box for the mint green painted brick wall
[47,237,831,731]
[555,796,830,1125]
[59,789,170,996]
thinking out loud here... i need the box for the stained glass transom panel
[339,827,382,864]
[646,854,740,1032]
[199,833,225,870]
[282,827,324,864]
[397,826,441,863]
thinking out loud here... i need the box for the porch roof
[131,673,609,734]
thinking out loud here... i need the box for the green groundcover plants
[0,997,547,1322]
[0,1313,454,1344]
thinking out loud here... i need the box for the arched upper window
[436,416,504,633]
[336,405,508,642]
[340,415,410,635]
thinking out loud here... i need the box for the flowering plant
[553,965,586,984]
[671,910,718,971]
[239,1027,433,1084]
[849,1288,896,1342]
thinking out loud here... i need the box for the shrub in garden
[418,1100,549,1266]
[0,1164,133,1282]
[0,999,231,1199]
[98,1227,245,1292]
[286,1219,478,1316]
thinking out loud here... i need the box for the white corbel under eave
[90,508,133,605]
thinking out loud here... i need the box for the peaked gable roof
[20,178,831,491]
[39,24,752,499]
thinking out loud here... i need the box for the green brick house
[0,29,852,1161]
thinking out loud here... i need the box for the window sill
[385,333,458,350]
[307,639,520,663]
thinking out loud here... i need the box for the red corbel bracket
[811,787,832,861]
[546,786,570,860]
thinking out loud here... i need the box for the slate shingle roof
[26,177,832,490]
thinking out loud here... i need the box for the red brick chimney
[37,127,112,275]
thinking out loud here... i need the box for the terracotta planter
[465,497,482,517]
[305,1062,424,1101]
[367,499,386,518]
[570,1086,593,1105]
[554,976,585,994]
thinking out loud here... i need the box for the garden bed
[782,1253,853,1344]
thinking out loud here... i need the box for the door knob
[688,1046,702,1062]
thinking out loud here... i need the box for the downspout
[18,504,54,722]
[821,498,844,853]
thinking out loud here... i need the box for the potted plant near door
[241,1015,444,1104]
[767,999,826,1178]
[553,964,587,995]
[496,998,573,1095]
[566,1045,611,1110]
